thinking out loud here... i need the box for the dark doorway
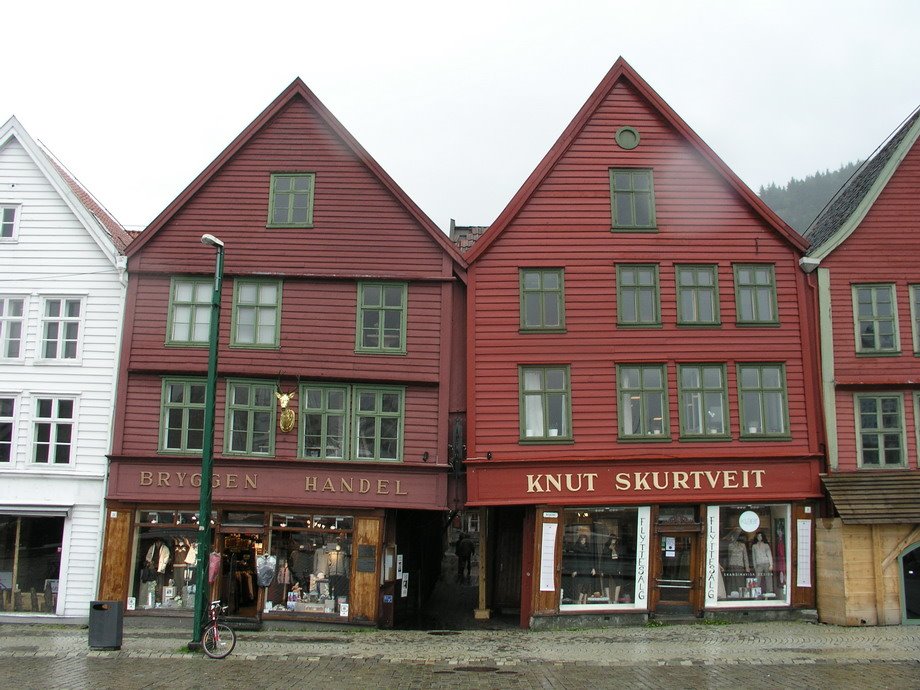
[901,542,920,624]
[491,507,524,615]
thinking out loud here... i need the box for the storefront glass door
[656,531,696,612]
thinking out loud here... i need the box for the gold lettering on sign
[140,471,153,486]
[226,474,238,489]
[396,481,407,495]
[525,473,599,494]
[158,472,170,487]
[377,480,389,495]
[305,477,317,492]
[341,478,353,493]
[245,474,258,489]
[612,469,767,492]
[323,478,336,492]
[136,471,257,490]
[359,479,371,494]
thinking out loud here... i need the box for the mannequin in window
[751,532,774,594]
[602,533,623,603]
[726,535,750,595]
[570,533,595,604]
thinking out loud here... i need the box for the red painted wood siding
[469,79,816,463]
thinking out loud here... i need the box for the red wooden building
[463,59,824,627]
[98,79,467,626]
[804,105,920,625]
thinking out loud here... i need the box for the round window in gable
[615,126,640,150]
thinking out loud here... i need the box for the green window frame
[267,173,315,227]
[678,364,728,438]
[853,284,899,354]
[167,278,212,346]
[617,264,660,326]
[225,380,276,456]
[160,378,206,453]
[734,264,778,325]
[910,285,920,354]
[356,282,407,354]
[301,384,349,460]
[609,168,656,230]
[856,393,905,467]
[737,363,789,438]
[231,279,281,348]
[519,366,571,442]
[354,387,404,461]
[520,268,565,332]
[676,265,720,325]
[617,364,668,439]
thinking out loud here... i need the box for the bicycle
[201,600,236,659]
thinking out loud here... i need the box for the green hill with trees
[758,161,862,233]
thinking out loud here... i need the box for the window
[167,278,211,345]
[356,282,407,354]
[0,205,19,240]
[853,284,898,353]
[354,387,404,461]
[676,265,719,325]
[0,297,25,358]
[519,366,571,441]
[268,173,315,227]
[160,379,206,453]
[609,169,655,230]
[617,265,660,326]
[40,298,82,359]
[0,397,14,462]
[738,364,789,438]
[33,397,74,464]
[678,364,728,438]
[302,385,349,459]
[856,394,904,467]
[910,285,920,353]
[225,381,275,455]
[618,365,668,439]
[232,280,280,348]
[520,269,565,331]
[734,265,778,324]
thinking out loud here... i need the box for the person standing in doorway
[455,533,475,585]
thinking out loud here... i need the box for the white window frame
[0,394,17,464]
[0,204,20,241]
[0,295,27,360]
[32,396,77,465]
[38,296,85,362]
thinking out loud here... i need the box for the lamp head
[201,234,224,248]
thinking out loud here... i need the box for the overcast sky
[3,1,918,232]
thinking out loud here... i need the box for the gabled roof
[127,78,467,270]
[0,115,129,261]
[804,105,920,261]
[465,57,808,263]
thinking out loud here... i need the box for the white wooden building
[0,116,132,620]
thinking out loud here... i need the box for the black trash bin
[88,601,123,650]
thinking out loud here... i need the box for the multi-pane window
[618,365,667,438]
[41,298,82,359]
[520,366,571,441]
[520,269,565,331]
[167,278,211,345]
[0,206,18,239]
[33,398,74,464]
[856,394,904,467]
[676,265,719,325]
[356,282,407,354]
[232,280,280,348]
[0,297,25,358]
[268,173,315,227]
[738,364,788,437]
[226,381,275,455]
[734,264,778,324]
[0,397,14,462]
[617,265,660,326]
[678,365,727,437]
[355,388,403,461]
[853,284,898,353]
[160,379,206,453]
[609,169,656,229]
[302,385,349,459]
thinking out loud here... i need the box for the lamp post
[190,233,224,648]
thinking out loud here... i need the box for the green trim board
[518,365,572,442]
[677,364,729,439]
[617,364,668,439]
[854,393,906,468]
[355,282,407,354]
[852,283,900,354]
[267,173,315,227]
[224,379,277,456]
[675,265,720,325]
[230,279,282,348]
[520,268,565,331]
[910,285,920,355]
[159,377,207,453]
[733,264,778,325]
[166,277,212,346]
[736,363,790,439]
[617,264,660,326]
[609,168,656,230]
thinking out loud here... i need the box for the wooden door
[97,504,133,602]
[350,516,381,623]
[491,507,523,613]
[653,530,698,613]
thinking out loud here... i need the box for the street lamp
[190,233,224,648]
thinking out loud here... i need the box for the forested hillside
[758,161,862,233]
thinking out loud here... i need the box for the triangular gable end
[466,57,808,263]
[127,79,467,272]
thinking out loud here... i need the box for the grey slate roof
[804,107,920,255]
[450,223,488,253]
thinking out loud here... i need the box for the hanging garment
[208,551,221,584]
[146,541,171,573]
[257,554,277,587]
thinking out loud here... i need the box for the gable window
[856,394,904,467]
[678,364,727,438]
[354,387,404,461]
[167,278,212,345]
[520,366,571,441]
[0,297,25,358]
[609,169,655,230]
[0,397,14,462]
[734,264,778,324]
[40,297,83,360]
[520,269,565,331]
[676,265,719,325]
[853,284,898,354]
[226,381,275,455]
[618,364,667,439]
[160,379,206,453]
[738,364,789,438]
[356,282,407,354]
[232,280,281,348]
[302,385,349,460]
[0,205,19,240]
[268,173,315,227]
[617,265,660,326]
[33,397,74,464]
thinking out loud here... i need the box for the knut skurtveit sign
[526,469,767,493]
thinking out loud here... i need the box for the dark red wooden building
[98,79,467,626]
[463,59,824,627]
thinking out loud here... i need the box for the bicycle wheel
[202,623,236,659]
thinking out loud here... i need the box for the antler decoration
[276,382,297,433]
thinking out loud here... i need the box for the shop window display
[712,504,789,604]
[0,515,63,612]
[132,510,203,611]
